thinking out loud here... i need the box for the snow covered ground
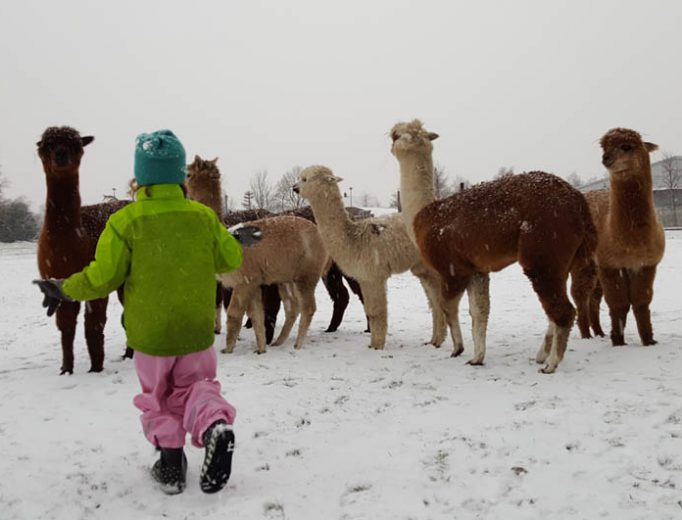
[1,232,681,520]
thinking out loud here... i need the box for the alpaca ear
[333,176,344,183]
[644,142,659,153]
[427,132,439,141]
[210,157,219,164]
[36,140,42,147]
[81,136,95,146]
[194,154,201,163]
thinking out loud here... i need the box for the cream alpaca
[294,166,447,350]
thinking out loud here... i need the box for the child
[34,129,255,495]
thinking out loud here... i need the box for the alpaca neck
[307,189,353,252]
[609,169,656,235]
[194,182,224,216]
[43,174,82,233]
[398,154,435,240]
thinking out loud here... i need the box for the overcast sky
[1,0,680,209]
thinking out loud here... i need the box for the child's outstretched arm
[60,218,131,301]
[213,215,244,274]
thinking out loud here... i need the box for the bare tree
[566,172,583,188]
[661,152,681,227]
[389,189,401,211]
[249,169,274,210]
[495,166,515,179]
[433,164,453,200]
[357,192,379,208]
[273,166,305,211]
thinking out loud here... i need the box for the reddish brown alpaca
[37,126,127,374]
[575,128,665,346]
[412,171,597,373]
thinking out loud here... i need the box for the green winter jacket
[62,184,243,356]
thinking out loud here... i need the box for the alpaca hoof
[466,359,485,366]
[88,366,104,373]
[580,332,592,339]
[539,364,557,374]
[60,368,73,376]
[642,339,657,346]
[450,346,464,358]
[214,329,221,335]
[325,326,339,333]
[221,347,233,354]
[255,350,266,355]
[364,328,370,333]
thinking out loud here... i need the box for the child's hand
[230,225,262,247]
[33,279,73,317]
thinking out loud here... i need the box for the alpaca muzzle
[292,184,300,194]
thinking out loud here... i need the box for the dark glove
[230,225,262,247]
[33,279,73,317]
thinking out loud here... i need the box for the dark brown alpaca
[37,126,128,374]
[412,171,597,373]
[574,128,665,346]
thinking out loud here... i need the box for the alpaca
[390,120,596,373]
[218,215,327,354]
[37,126,128,374]
[185,157,281,341]
[294,166,448,350]
[281,205,367,332]
[390,120,480,358]
[575,128,665,346]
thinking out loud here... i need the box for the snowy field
[1,232,681,520]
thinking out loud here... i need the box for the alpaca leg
[262,284,281,345]
[361,281,388,350]
[570,259,598,339]
[214,282,224,334]
[466,273,490,366]
[411,265,447,347]
[84,297,108,373]
[629,265,657,346]
[292,278,318,350]
[246,287,267,354]
[440,293,464,356]
[536,322,555,364]
[599,267,631,346]
[271,284,300,347]
[346,275,370,332]
[589,281,605,337]
[223,289,246,354]
[523,268,575,373]
[323,263,350,333]
[56,302,80,375]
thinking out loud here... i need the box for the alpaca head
[293,165,343,202]
[390,119,439,162]
[37,126,94,177]
[185,155,221,201]
[600,128,658,179]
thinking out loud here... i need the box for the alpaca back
[220,215,326,287]
[414,172,592,274]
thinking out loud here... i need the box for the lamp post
[344,186,353,207]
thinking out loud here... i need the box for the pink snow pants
[133,347,236,449]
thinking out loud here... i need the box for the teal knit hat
[134,129,187,186]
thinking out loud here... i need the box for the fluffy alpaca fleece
[218,215,327,354]
[294,166,447,350]
[37,126,128,374]
[186,155,223,216]
[577,128,665,346]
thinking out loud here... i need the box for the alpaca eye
[620,144,633,152]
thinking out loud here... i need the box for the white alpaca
[390,119,488,362]
[294,166,447,350]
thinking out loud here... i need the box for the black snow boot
[200,420,235,493]
[151,447,187,495]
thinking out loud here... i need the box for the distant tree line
[0,170,40,243]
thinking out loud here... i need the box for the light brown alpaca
[294,166,448,350]
[390,120,484,358]
[37,126,128,374]
[218,215,327,354]
[576,128,665,346]
[391,122,597,373]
